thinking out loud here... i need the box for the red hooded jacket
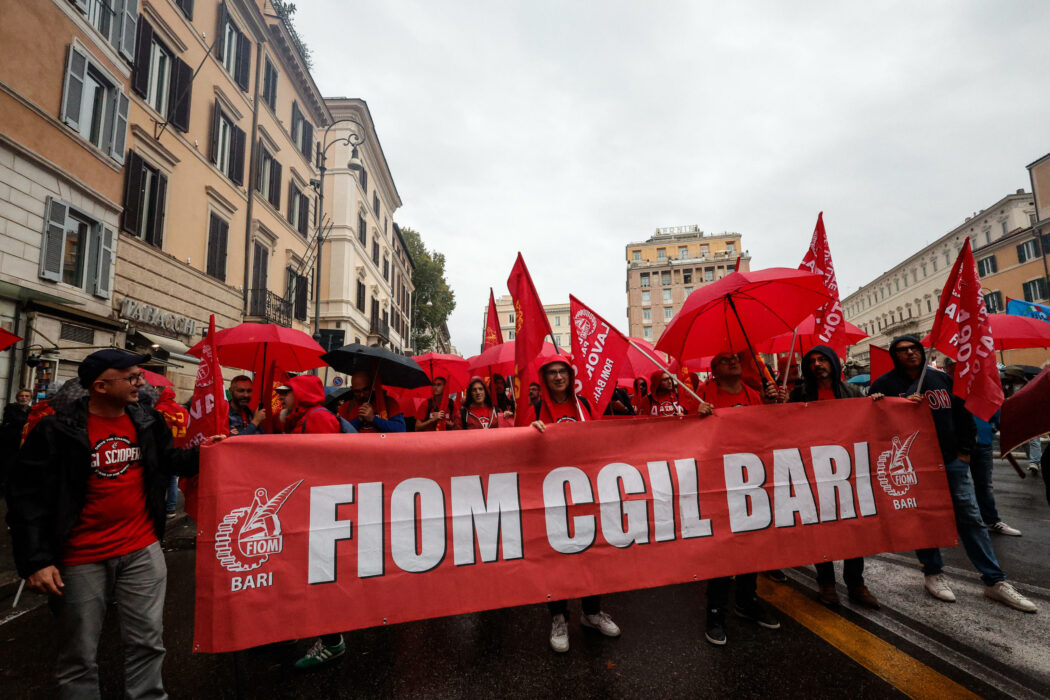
[284,375,340,434]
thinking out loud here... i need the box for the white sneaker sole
[580,619,621,637]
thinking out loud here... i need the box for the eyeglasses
[544,368,570,377]
[104,372,146,386]
[893,345,922,355]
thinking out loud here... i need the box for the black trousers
[815,557,864,587]
[706,573,757,615]
[548,596,601,617]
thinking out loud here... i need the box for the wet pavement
[1,460,1048,698]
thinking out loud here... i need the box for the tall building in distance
[625,226,750,341]
[842,190,1036,372]
[484,295,570,352]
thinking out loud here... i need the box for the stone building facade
[842,190,1036,372]
[625,226,750,341]
[487,295,571,351]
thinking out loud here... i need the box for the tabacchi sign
[193,399,956,653]
[120,298,198,336]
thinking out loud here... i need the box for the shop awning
[130,331,198,367]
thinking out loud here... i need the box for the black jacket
[869,334,976,465]
[5,396,200,578]
[788,345,865,403]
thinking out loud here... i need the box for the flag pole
[781,326,799,392]
[627,339,705,406]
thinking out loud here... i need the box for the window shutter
[215,4,226,62]
[302,121,313,159]
[287,185,295,224]
[71,0,88,13]
[270,161,282,209]
[109,91,130,163]
[122,151,144,236]
[151,172,167,248]
[169,57,193,132]
[298,193,309,235]
[131,19,152,97]
[177,0,194,20]
[235,32,251,91]
[218,218,228,281]
[119,0,139,61]
[94,226,115,298]
[1034,238,1043,256]
[39,198,67,281]
[1017,244,1025,263]
[60,44,89,130]
[295,273,308,320]
[209,102,220,164]
[229,124,245,185]
[206,214,219,277]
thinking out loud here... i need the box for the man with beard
[870,335,1035,613]
[338,370,406,433]
[530,355,621,652]
[227,375,265,435]
[641,370,686,416]
[789,345,882,609]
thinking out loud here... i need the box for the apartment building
[842,190,1036,372]
[0,0,134,400]
[487,295,571,351]
[319,98,413,357]
[625,226,750,341]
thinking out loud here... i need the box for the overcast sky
[298,0,1050,354]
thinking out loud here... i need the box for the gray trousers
[55,541,167,699]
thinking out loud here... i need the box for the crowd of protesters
[3,335,1048,693]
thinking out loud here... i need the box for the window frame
[60,42,129,164]
[38,196,115,298]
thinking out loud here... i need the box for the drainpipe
[242,39,265,317]
[18,310,36,392]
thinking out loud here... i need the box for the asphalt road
[2,460,1048,699]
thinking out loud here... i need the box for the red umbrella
[757,316,868,354]
[0,328,20,353]
[467,340,558,376]
[920,314,1050,351]
[616,337,670,381]
[656,268,833,363]
[412,352,470,393]
[187,323,326,373]
[141,368,173,389]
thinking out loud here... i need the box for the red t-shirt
[643,393,686,416]
[463,406,499,429]
[63,413,156,566]
[817,387,836,401]
[701,381,763,409]
[538,397,593,424]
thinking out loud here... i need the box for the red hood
[288,374,325,407]
[650,369,674,396]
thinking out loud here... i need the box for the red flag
[183,315,230,518]
[798,212,848,354]
[569,295,632,416]
[0,327,20,353]
[927,239,1003,420]
[869,344,894,382]
[999,366,1050,456]
[507,253,554,425]
[483,288,504,350]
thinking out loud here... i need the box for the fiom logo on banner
[215,480,302,591]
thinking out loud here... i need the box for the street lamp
[312,118,366,347]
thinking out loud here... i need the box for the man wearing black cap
[5,349,221,696]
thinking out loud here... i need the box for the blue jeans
[916,458,1005,586]
[968,443,999,525]
[165,476,178,513]
[1029,438,1043,465]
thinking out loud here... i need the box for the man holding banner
[7,349,222,697]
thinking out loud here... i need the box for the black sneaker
[705,609,727,646]
[734,598,781,630]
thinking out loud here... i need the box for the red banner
[193,399,955,653]
[927,239,1003,420]
[183,315,230,519]
[507,253,554,424]
[484,287,504,350]
[569,295,631,417]
[799,212,848,354]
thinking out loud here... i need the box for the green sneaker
[294,636,346,670]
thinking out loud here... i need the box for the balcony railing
[248,288,293,327]
[369,317,390,342]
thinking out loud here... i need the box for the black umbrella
[321,343,431,389]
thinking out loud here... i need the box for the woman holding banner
[530,356,622,652]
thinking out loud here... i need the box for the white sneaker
[989,521,1022,537]
[924,574,956,602]
[549,614,569,652]
[581,611,621,637]
[985,581,1038,613]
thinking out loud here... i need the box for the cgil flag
[569,295,632,417]
[926,239,1003,421]
[182,315,230,518]
[798,212,848,354]
[483,287,504,350]
[507,253,555,425]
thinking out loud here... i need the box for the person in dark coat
[789,345,882,609]
[0,387,31,493]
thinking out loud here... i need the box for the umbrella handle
[781,327,799,393]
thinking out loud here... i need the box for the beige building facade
[487,295,571,352]
[319,98,413,360]
[625,226,750,341]
[842,190,1036,372]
